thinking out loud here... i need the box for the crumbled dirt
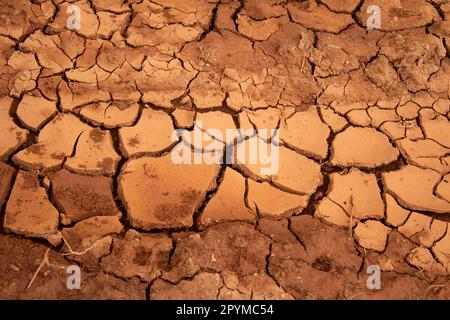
[0,0,450,300]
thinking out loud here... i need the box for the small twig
[27,248,50,290]
[26,233,98,291]
[59,232,100,256]
[425,284,446,293]
[26,248,67,291]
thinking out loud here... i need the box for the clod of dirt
[247,179,310,217]
[66,65,110,84]
[397,138,450,173]
[319,106,348,132]
[398,212,447,248]
[7,51,41,97]
[172,109,196,129]
[368,106,401,127]
[420,109,450,148]
[50,169,121,224]
[315,169,384,227]
[397,102,420,120]
[236,142,323,195]
[80,101,140,129]
[65,128,120,176]
[16,94,57,131]
[0,96,28,159]
[196,111,236,144]
[354,220,391,252]
[330,127,399,168]
[385,194,411,227]
[246,108,281,130]
[59,81,110,112]
[119,154,220,229]
[383,165,450,213]
[13,113,90,171]
[101,229,172,282]
[4,171,60,245]
[119,109,175,157]
[346,109,372,127]
[280,107,330,159]
[98,11,130,38]
[201,168,254,227]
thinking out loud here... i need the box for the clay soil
[0,0,450,300]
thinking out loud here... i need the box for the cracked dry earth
[0,0,450,301]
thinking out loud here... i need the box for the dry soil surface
[0,0,450,300]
